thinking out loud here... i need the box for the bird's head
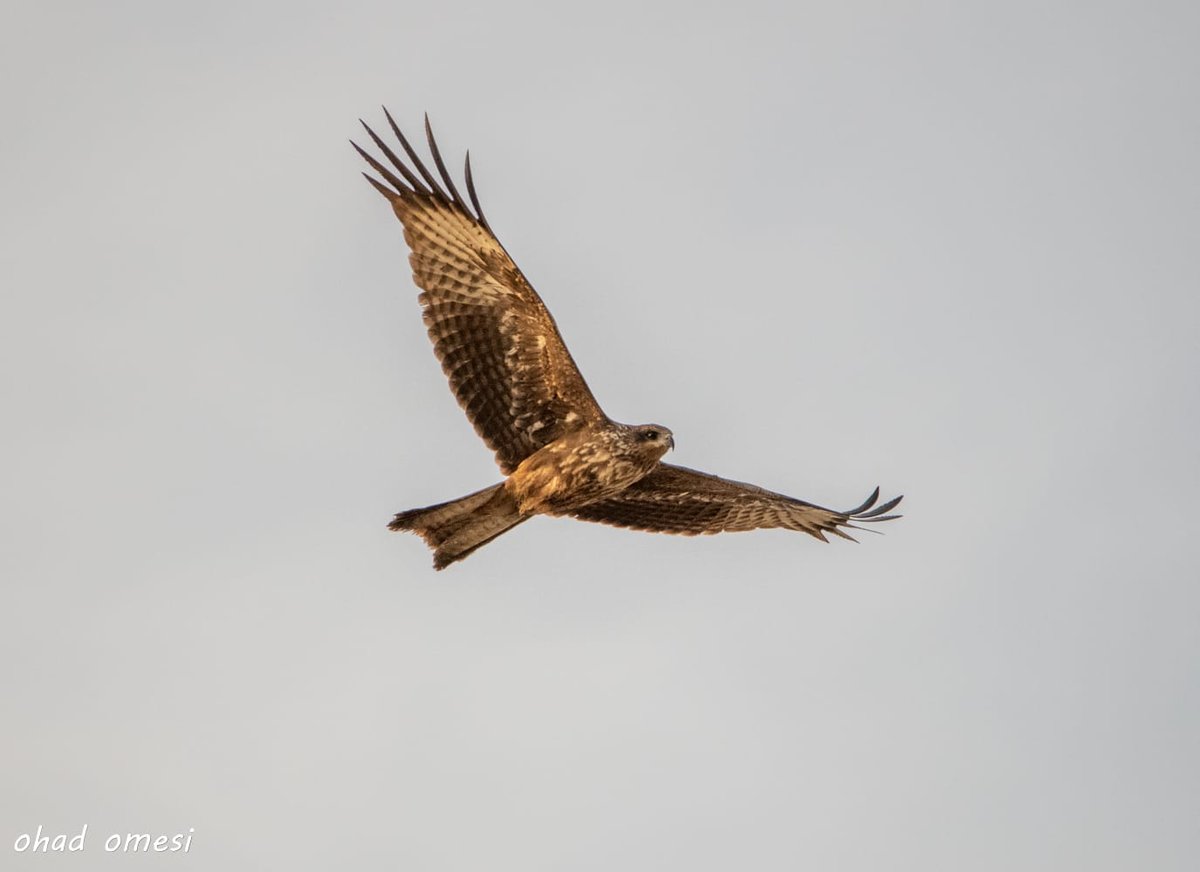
[630,424,674,460]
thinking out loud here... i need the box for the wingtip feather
[464,149,492,231]
[361,171,398,200]
[383,106,445,198]
[424,113,468,210]
[843,486,881,517]
[857,494,904,519]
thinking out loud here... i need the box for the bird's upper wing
[353,110,606,474]
[570,463,903,541]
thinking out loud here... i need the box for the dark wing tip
[831,488,903,535]
[842,486,881,517]
[356,108,495,231]
[361,171,399,201]
[358,119,430,194]
[381,106,446,199]
[350,138,409,198]
[464,149,492,230]
[857,494,904,519]
[424,113,468,210]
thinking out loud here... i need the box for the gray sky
[3,1,1198,869]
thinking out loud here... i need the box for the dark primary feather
[352,109,607,474]
[424,114,468,211]
[359,120,425,192]
[570,464,903,541]
[463,151,491,232]
[385,106,439,195]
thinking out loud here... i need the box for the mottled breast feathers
[353,110,605,474]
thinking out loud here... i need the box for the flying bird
[352,110,902,570]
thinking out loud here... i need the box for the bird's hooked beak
[667,433,675,451]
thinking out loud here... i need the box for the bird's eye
[644,431,658,441]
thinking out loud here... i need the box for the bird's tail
[388,483,526,570]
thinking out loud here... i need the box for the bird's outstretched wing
[352,109,606,474]
[570,464,903,541]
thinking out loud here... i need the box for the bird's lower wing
[569,463,902,541]
[352,110,607,474]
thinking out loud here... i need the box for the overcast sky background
[3,1,1198,869]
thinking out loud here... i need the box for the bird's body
[353,111,902,570]
[506,422,673,515]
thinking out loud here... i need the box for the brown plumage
[353,110,902,570]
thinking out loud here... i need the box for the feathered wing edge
[813,485,905,541]
[350,108,493,231]
[569,464,903,542]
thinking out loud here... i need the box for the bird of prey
[352,110,902,570]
